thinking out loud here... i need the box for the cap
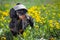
[13,4,27,11]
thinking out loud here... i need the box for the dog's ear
[9,8,19,19]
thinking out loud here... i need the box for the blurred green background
[0,0,60,10]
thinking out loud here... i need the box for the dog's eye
[17,11,21,13]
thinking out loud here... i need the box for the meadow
[0,0,60,40]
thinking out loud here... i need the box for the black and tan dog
[9,3,34,36]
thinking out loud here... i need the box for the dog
[9,3,34,36]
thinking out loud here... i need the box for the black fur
[9,8,34,36]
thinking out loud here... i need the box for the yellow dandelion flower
[40,21,43,24]
[56,24,60,29]
[23,32,27,38]
[2,11,9,16]
[58,14,60,17]
[49,20,53,23]
[39,11,41,14]
[41,17,45,20]
[41,5,46,10]
[35,25,39,29]
[50,24,54,28]
[55,22,60,29]
[28,6,41,23]
[1,16,5,20]
[31,6,37,10]
[55,22,59,25]
[0,10,2,13]
[35,17,40,22]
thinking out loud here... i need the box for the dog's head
[10,3,28,20]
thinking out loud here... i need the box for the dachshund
[9,3,34,36]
